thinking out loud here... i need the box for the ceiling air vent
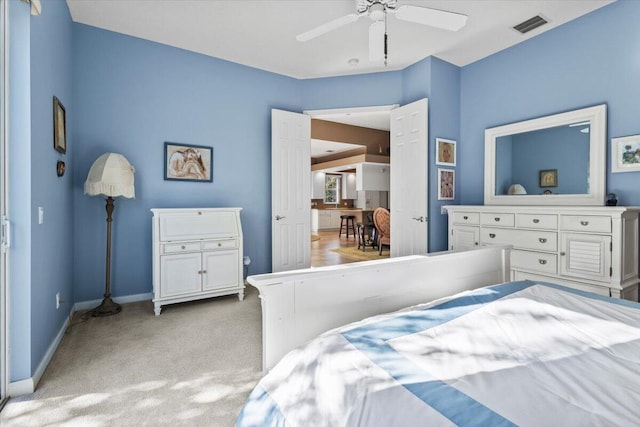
[513,15,548,34]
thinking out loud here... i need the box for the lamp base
[90,296,122,317]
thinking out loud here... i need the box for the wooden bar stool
[339,214,356,238]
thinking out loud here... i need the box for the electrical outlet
[56,292,60,310]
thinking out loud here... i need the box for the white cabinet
[342,173,357,199]
[318,210,332,230]
[151,207,244,315]
[444,205,640,300]
[356,163,390,191]
[311,171,325,199]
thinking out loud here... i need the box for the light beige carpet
[0,286,263,426]
[330,246,390,261]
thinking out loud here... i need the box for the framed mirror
[484,104,606,206]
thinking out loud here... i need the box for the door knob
[275,215,286,221]
[412,216,424,222]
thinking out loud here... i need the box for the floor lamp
[84,153,135,317]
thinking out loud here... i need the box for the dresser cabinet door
[560,233,611,282]
[202,250,240,291]
[160,253,202,297]
[451,226,479,251]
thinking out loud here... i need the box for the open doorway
[306,105,395,267]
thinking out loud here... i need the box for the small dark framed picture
[438,168,455,200]
[53,96,66,154]
[539,169,558,188]
[164,142,213,182]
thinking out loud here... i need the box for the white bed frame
[248,246,511,372]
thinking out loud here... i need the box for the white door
[390,99,428,257]
[272,109,311,272]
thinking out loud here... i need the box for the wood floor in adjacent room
[311,229,364,267]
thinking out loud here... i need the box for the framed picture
[611,134,640,173]
[53,96,66,154]
[164,142,213,182]
[435,138,456,166]
[438,168,455,200]
[539,169,558,188]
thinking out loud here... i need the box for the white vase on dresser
[151,207,244,315]
[443,205,640,301]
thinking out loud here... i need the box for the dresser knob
[494,217,500,222]
[474,242,478,246]
[560,252,566,256]
[538,259,547,265]
[538,238,547,243]
[489,233,496,238]
[181,245,186,250]
[218,243,222,247]
[198,211,202,215]
[580,220,589,226]
[463,216,468,220]
[202,270,207,274]
[533,219,540,224]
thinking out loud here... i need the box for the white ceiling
[311,139,364,159]
[65,0,614,79]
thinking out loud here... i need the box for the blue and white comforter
[237,281,640,426]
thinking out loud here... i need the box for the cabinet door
[311,172,325,199]
[342,173,356,199]
[318,212,332,229]
[451,226,479,251]
[160,253,202,297]
[560,233,611,282]
[331,210,342,228]
[202,250,240,291]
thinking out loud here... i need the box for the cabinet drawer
[163,242,201,254]
[202,239,237,251]
[511,250,557,275]
[560,215,611,233]
[159,211,238,241]
[481,213,515,227]
[516,214,558,230]
[481,228,557,252]
[451,212,479,225]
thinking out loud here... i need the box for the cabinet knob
[494,217,500,222]
[560,252,566,256]
[538,238,547,243]
[538,259,547,265]
[202,270,207,274]
[489,233,496,238]
[218,243,222,247]
[533,219,540,224]
[474,242,479,246]
[181,245,186,250]
[463,215,468,220]
[198,211,202,215]
[580,220,589,226]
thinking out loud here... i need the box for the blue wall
[460,0,640,205]
[72,25,303,301]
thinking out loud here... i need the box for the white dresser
[443,205,640,301]
[151,207,244,315]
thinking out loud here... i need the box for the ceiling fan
[296,0,468,66]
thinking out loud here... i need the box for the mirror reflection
[494,122,590,196]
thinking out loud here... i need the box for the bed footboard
[248,246,510,372]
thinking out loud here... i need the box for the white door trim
[0,0,9,402]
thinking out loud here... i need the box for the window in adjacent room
[324,174,340,204]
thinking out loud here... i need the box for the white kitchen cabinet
[356,163,390,191]
[318,210,332,230]
[151,207,244,315]
[444,205,640,300]
[342,173,357,199]
[311,171,326,199]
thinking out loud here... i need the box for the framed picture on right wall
[611,134,640,173]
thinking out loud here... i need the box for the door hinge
[610,241,612,252]
[1,215,10,251]
[609,267,612,277]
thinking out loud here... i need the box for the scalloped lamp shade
[84,153,135,198]
[508,184,527,195]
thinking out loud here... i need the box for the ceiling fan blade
[369,21,385,62]
[296,13,360,42]
[395,5,467,31]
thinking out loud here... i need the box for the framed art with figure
[611,134,640,173]
[164,142,213,182]
[435,138,456,166]
[53,96,66,154]
[539,169,558,188]
[438,168,455,200]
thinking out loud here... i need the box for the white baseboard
[73,292,152,312]
[9,292,152,397]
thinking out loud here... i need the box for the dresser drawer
[163,242,201,254]
[451,212,479,225]
[481,228,557,252]
[560,215,611,233]
[511,250,557,275]
[516,213,558,230]
[202,239,237,251]
[481,213,515,227]
[159,211,239,241]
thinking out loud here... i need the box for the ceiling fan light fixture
[369,3,385,22]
